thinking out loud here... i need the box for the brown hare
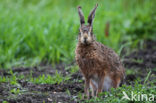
[75,4,125,98]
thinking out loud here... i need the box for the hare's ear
[88,4,98,26]
[78,6,85,26]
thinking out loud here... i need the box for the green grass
[0,0,156,102]
[2,101,8,103]
[30,71,71,84]
[0,0,155,68]
[78,79,156,103]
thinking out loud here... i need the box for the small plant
[2,101,8,103]
[30,71,70,84]
[0,76,9,83]
[66,89,71,96]
[65,65,79,74]
[10,88,20,95]
[131,58,143,64]
[9,70,19,86]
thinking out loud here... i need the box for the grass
[0,0,156,102]
[0,70,71,85]
[78,78,156,103]
[0,0,155,68]
[30,71,71,84]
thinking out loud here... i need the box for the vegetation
[0,0,156,103]
[0,0,155,68]
[79,80,155,103]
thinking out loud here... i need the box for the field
[0,0,156,103]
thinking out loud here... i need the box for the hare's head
[77,4,98,45]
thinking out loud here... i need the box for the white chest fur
[90,75,112,91]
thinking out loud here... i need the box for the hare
[75,4,125,98]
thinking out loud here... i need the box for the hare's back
[95,42,123,71]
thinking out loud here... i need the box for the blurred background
[0,0,156,102]
[0,0,155,68]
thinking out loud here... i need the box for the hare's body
[75,41,125,94]
[76,4,125,98]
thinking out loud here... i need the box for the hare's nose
[84,37,87,43]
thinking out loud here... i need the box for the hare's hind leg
[113,77,121,88]
[96,76,104,97]
[90,80,97,97]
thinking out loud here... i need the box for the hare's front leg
[96,76,104,97]
[90,80,97,97]
[84,78,90,99]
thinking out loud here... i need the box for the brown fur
[75,4,125,98]
[75,42,125,95]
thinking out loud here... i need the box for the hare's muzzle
[80,32,92,45]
